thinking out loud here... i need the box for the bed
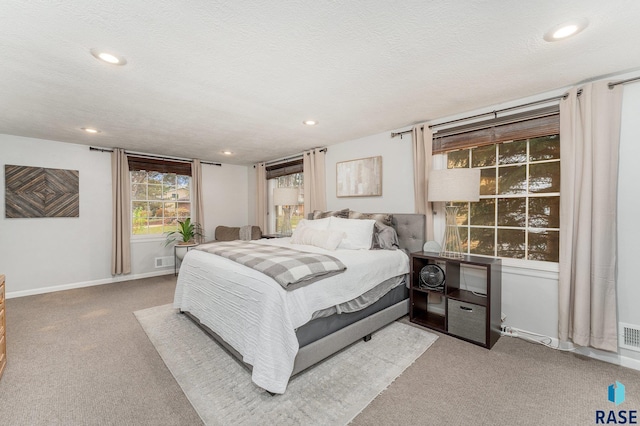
[173,213,425,394]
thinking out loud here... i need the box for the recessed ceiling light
[222,150,233,155]
[90,48,127,65]
[543,19,588,42]
[303,120,318,126]
[81,127,100,134]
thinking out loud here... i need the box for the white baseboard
[5,269,175,299]
[574,346,640,371]
[505,326,640,372]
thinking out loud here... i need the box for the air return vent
[619,322,640,352]
[154,256,174,268]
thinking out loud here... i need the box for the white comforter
[173,237,409,394]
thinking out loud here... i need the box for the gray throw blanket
[197,241,346,289]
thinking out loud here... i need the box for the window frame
[128,157,193,241]
[433,107,560,265]
[264,158,304,234]
[446,137,560,262]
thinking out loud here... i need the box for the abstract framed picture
[336,156,382,197]
[5,165,79,218]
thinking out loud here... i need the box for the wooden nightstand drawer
[447,299,486,345]
[0,274,5,380]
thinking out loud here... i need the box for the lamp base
[440,205,464,259]
[281,206,293,237]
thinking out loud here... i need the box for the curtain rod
[257,147,328,167]
[390,94,564,139]
[392,75,640,140]
[89,147,222,166]
[608,75,640,89]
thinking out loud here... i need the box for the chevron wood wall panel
[5,165,79,218]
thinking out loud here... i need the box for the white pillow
[290,226,345,251]
[328,217,376,250]
[295,217,331,231]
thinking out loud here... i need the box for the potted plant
[165,218,204,246]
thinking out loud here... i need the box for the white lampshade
[427,169,481,202]
[273,187,299,206]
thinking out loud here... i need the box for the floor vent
[619,322,640,352]
[155,256,174,268]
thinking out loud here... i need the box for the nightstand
[174,244,198,276]
[261,234,285,239]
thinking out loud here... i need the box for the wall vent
[154,256,174,268]
[619,322,640,352]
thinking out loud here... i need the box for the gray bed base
[185,298,409,378]
[182,213,425,389]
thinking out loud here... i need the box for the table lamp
[427,168,480,258]
[273,187,299,236]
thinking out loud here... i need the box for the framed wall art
[5,165,79,218]
[336,156,382,197]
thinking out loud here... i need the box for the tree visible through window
[130,171,191,235]
[446,134,560,262]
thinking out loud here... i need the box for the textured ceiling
[2,1,640,165]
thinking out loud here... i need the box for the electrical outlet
[501,326,518,337]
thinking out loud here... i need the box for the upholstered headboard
[307,212,425,254]
[391,214,425,253]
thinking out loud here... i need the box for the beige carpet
[135,304,438,426]
[4,276,640,426]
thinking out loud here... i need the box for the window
[445,134,560,262]
[265,158,304,234]
[269,173,304,234]
[129,157,192,236]
[434,106,560,262]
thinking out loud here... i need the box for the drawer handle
[459,306,473,312]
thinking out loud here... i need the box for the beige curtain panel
[255,162,268,233]
[303,148,327,214]
[412,125,434,241]
[111,148,131,275]
[558,81,623,352]
[192,159,205,240]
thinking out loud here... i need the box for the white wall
[325,131,415,213]
[0,134,249,297]
[201,162,249,237]
[247,165,257,226]
[617,82,640,356]
[0,135,113,295]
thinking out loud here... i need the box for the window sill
[500,258,559,280]
[131,236,167,244]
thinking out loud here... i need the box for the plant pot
[175,242,195,261]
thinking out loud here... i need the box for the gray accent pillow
[312,208,349,219]
[348,211,393,227]
[372,222,399,250]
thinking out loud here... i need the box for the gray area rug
[135,304,437,426]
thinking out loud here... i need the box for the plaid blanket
[197,241,347,290]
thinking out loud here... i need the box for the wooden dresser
[0,274,5,379]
